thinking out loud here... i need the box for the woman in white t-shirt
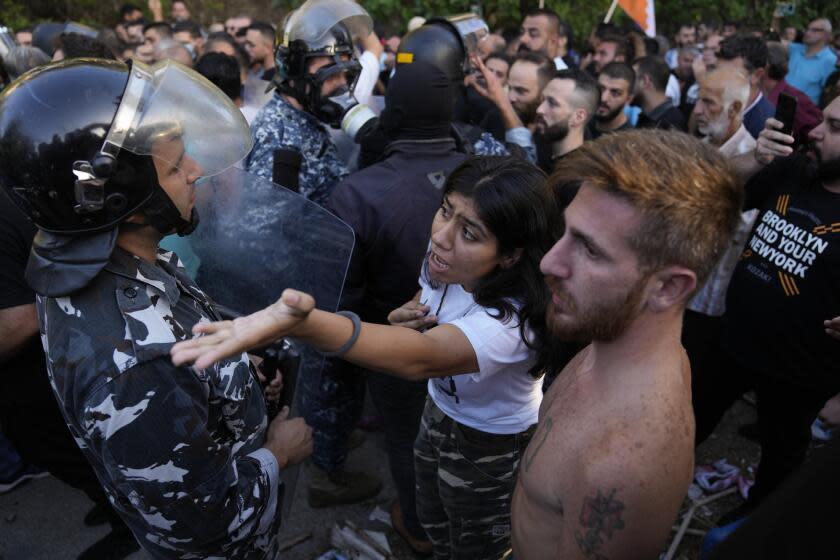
[172,156,565,559]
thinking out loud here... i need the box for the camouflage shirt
[36,248,281,559]
[246,94,349,206]
[473,130,509,157]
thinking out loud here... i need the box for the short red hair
[550,129,743,284]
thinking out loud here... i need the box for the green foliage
[1,0,839,47]
[0,0,30,30]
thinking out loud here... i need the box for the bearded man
[533,69,598,173]
[589,62,635,139]
[511,129,743,559]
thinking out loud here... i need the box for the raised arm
[172,288,478,381]
[468,54,526,132]
[729,117,794,180]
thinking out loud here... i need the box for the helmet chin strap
[139,186,199,237]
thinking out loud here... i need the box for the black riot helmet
[273,0,373,126]
[396,15,490,86]
[0,58,252,237]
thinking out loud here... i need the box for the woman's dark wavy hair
[423,155,566,378]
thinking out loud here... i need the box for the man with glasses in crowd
[787,18,837,104]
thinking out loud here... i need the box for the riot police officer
[245,0,372,205]
[351,17,536,169]
[0,59,312,559]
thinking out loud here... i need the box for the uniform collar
[105,247,186,307]
[274,94,326,130]
[384,137,457,158]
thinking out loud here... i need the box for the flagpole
[604,0,619,22]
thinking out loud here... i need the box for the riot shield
[188,166,354,514]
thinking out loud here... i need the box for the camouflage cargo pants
[413,398,534,560]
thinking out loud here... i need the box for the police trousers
[414,398,534,560]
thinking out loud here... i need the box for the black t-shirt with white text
[724,154,840,389]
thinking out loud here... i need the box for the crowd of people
[1,0,840,559]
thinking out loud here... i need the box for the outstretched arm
[172,289,478,380]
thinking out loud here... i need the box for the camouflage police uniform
[471,130,509,157]
[37,247,281,559]
[246,94,349,206]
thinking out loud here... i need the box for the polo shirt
[786,43,837,104]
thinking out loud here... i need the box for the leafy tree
[1,0,838,48]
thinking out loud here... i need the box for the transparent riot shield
[188,166,354,514]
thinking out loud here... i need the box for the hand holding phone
[775,92,797,137]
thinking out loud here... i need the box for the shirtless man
[512,129,743,559]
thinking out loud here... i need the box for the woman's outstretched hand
[172,289,316,370]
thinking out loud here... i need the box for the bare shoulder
[562,390,694,559]
[514,349,694,560]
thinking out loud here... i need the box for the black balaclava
[380,60,454,143]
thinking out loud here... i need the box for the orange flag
[618,0,656,37]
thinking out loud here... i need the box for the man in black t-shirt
[588,62,635,139]
[633,56,688,132]
[693,96,840,522]
[0,193,139,558]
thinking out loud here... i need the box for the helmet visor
[103,59,252,177]
[282,0,373,46]
[447,14,490,58]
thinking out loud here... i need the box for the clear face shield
[97,59,252,178]
[444,14,489,77]
[281,0,373,49]
[70,59,253,233]
[447,14,490,57]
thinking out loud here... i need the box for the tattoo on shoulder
[574,488,626,560]
[523,416,553,472]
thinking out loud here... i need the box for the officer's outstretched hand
[172,289,316,370]
[264,406,313,468]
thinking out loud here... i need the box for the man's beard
[595,103,624,123]
[697,111,730,143]
[513,99,540,126]
[518,42,532,54]
[535,117,570,144]
[811,142,840,184]
[545,275,647,343]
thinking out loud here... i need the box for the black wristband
[322,311,362,357]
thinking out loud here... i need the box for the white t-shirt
[420,275,543,434]
[666,73,681,106]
